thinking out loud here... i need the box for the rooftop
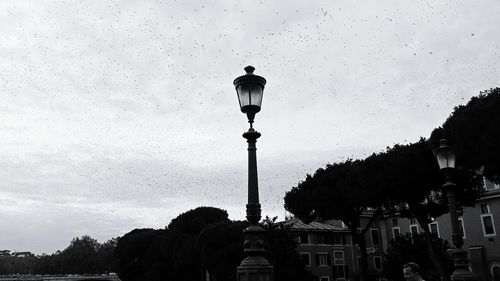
[281,218,348,232]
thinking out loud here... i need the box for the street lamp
[233,66,274,281]
[435,139,477,281]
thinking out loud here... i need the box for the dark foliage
[114,207,231,281]
[383,233,453,281]
[430,88,500,181]
[284,139,482,281]
[0,254,37,275]
[261,217,316,281]
[168,207,230,234]
[383,140,482,220]
[165,207,231,281]
[60,236,101,274]
[284,160,387,281]
[197,220,246,281]
[114,229,165,281]
[113,207,312,281]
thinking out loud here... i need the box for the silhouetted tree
[197,221,246,281]
[285,160,388,281]
[115,207,231,281]
[59,235,100,274]
[114,206,313,281]
[430,88,500,181]
[164,207,231,281]
[197,216,314,281]
[114,229,165,281]
[97,237,119,273]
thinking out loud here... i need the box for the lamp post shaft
[436,139,477,281]
[443,180,477,281]
[445,182,463,249]
[237,128,273,281]
[246,129,260,206]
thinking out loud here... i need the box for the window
[479,204,496,237]
[371,229,380,245]
[410,224,419,235]
[357,256,361,270]
[317,234,326,244]
[316,253,331,266]
[333,262,349,279]
[333,265,346,278]
[299,233,309,244]
[300,253,310,266]
[483,177,500,190]
[318,233,345,245]
[429,222,440,238]
[332,251,346,279]
[332,234,346,245]
[481,204,490,214]
[320,277,330,281]
[458,218,466,239]
[353,227,362,245]
[481,214,496,236]
[373,256,382,270]
[333,251,344,265]
[392,227,401,238]
[392,218,398,227]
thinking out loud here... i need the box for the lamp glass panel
[436,154,448,169]
[437,148,456,169]
[236,85,250,108]
[248,83,263,108]
[447,152,456,168]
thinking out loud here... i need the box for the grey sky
[1,0,499,254]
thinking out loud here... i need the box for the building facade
[285,177,500,281]
[284,217,385,281]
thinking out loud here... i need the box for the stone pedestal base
[450,248,477,281]
[237,256,274,281]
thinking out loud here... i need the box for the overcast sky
[1,0,499,254]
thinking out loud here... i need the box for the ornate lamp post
[233,66,274,281]
[435,139,477,281]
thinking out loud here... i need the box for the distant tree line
[0,236,117,275]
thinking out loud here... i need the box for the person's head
[403,262,422,281]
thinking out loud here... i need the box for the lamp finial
[244,65,255,74]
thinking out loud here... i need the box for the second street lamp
[435,139,477,281]
[234,66,274,281]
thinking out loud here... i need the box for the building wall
[433,188,500,281]
[292,217,386,281]
[294,231,354,281]
[378,182,500,281]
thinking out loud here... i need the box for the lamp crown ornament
[244,65,255,74]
